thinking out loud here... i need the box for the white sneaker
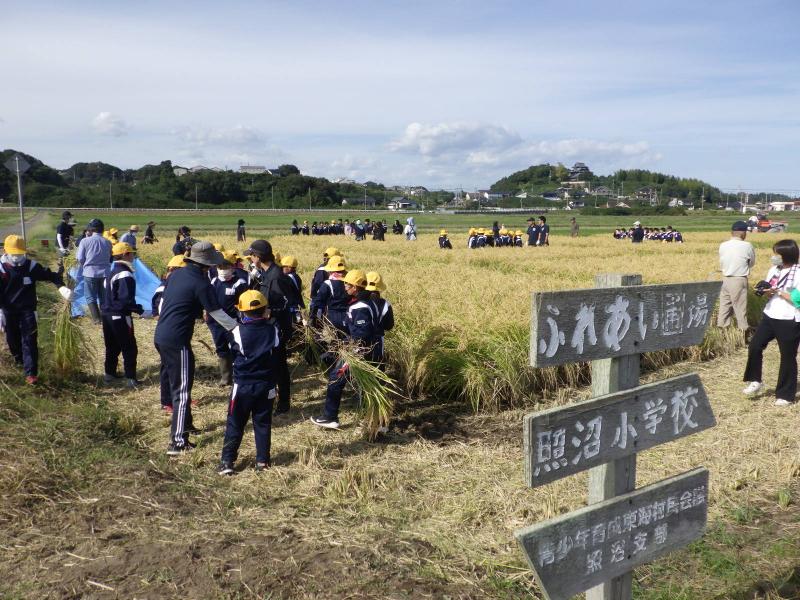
[774,398,792,406]
[742,382,762,395]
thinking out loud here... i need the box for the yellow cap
[237,290,268,311]
[477,228,485,234]
[281,255,298,268]
[365,271,386,292]
[500,228,508,235]
[324,246,340,258]
[112,242,136,256]
[220,250,238,265]
[167,255,186,269]
[468,228,476,235]
[129,224,139,232]
[324,255,347,272]
[515,230,523,236]
[109,227,119,235]
[3,234,26,255]
[440,229,447,236]
[343,269,367,288]
[213,242,226,251]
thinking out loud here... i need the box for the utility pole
[4,155,30,243]
[109,176,113,210]
[308,187,311,211]
[195,184,198,210]
[271,186,275,210]
[364,184,367,212]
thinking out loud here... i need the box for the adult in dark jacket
[155,241,239,455]
[245,239,298,415]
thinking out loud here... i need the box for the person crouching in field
[0,235,73,385]
[218,290,279,474]
[742,239,800,407]
[207,251,248,386]
[310,269,379,430]
[438,230,453,249]
[102,242,144,388]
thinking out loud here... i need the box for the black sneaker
[310,415,340,429]
[254,461,270,472]
[166,440,196,456]
[217,461,234,476]
[274,406,290,416]
[185,425,202,435]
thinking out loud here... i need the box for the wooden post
[587,273,641,600]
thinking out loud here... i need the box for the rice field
[3,215,800,598]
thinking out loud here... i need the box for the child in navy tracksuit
[281,255,305,324]
[438,230,453,249]
[207,253,248,385]
[0,235,71,384]
[101,243,144,387]
[310,269,379,429]
[218,290,279,474]
[309,256,350,334]
[365,272,394,365]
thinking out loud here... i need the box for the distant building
[387,197,418,211]
[409,186,429,196]
[591,186,614,197]
[569,162,591,181]
[173,166,189,177]
[240,165,266,174]
[333,177,356,184]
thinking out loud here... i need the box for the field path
[0,210,47,241]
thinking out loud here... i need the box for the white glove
[0,310,5,333]
[58,286,74,302]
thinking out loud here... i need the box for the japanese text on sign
[515,468,709,600]
[530,282,721,367]
[524,374,715,487]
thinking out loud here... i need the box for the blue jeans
[84,276,105,305]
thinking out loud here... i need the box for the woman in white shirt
[742,239,800,406]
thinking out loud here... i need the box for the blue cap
[731,221,748,232]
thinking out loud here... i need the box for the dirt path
[0,209,49,242]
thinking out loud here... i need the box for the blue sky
[1,0,799,191]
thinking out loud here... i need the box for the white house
[240,165,266,174]
[387,197,418,211]
[173,166,189,177]
[342,196,376,207]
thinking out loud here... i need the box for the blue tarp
[69,258,162,317]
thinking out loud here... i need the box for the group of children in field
[613,224,685,242]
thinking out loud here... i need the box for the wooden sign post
[516,274,721,600]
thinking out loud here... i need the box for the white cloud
[174,124,267,147]
[390,122,522,157]
[91,111,129,136]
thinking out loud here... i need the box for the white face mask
[7,254,26,266]
[217,268,234,281]
[771,255,784,266]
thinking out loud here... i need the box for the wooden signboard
[515,468,709,600]
[530,281,721,367]
[524,373,715,487]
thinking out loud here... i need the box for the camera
[754,280,773,297]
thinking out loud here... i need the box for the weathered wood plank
[529,281,722,367]
[515,468,709,600]
[523,373,715,488]
[586,273,641,600]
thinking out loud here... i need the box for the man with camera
[718,220,756,333]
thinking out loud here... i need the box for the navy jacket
[231,318,279,385]
[286,272,305,309]
[371,297,394,337]
[0,257,64,311]
[155,263,223,347]
[347,296,380,361]
[439,236,452,249]
[310,277,349,329]
[211,273,248,318]
[151,281,166,317]
[249,262,296,335]
[102,261,142,316]
[309,264,328,298]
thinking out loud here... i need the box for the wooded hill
[0,150,452,209]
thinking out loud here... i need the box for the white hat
[633,221,641,226]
